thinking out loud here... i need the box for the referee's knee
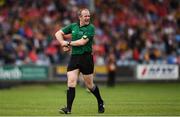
[85,82,94,90]
[68,79,77,87]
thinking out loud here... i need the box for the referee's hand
[62,46,71,52]
[60,40,69,47]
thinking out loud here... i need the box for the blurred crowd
[0,0,179,66]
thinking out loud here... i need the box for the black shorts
[67,52,94,75]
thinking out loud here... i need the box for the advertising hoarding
[137,64,179,80]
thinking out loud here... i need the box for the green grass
[0,83,180,116]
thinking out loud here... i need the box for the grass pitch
[0,82,180,116]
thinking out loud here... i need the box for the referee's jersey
[61,22,95,55]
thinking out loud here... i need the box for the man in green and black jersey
[55,8,105,114]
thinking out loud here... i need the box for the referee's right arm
[55,30,65,45]
[55,30,71,48]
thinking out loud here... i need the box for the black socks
[90,85,103,104]
[66,86,103,112]
[67,87,75,111]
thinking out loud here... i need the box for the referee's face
[79,10,90,26]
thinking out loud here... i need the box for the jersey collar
[78,21,90,27]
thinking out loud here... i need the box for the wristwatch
[67,41,71,46]
[82,35,87,39]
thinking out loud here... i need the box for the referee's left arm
[69,35,89,46]
[69,38,89,46]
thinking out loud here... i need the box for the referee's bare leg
[83,74,105,113]
[59,69,79,114]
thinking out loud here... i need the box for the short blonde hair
[78,8,90,16]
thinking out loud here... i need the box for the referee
[55,8,105,114]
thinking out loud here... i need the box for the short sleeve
[61,24,72,34]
